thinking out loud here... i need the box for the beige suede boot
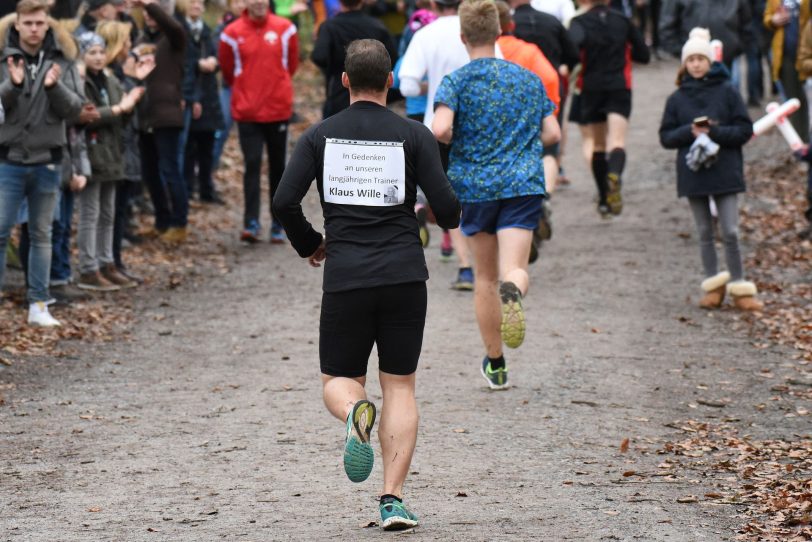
[727,280,764,312]
[699,271,730,309]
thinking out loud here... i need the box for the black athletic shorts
[580,89,632,124]
[319,282,427,378]
[568,92,584,125]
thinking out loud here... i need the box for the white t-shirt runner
[398,15,502,130]
[323,138,406,206]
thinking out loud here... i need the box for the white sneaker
[28,302,61,327]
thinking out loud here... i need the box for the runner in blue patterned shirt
[433,0,560,390]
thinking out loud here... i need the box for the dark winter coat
[0,15,84,165]
[111,62,142,182]
[180,17,224,133]
[659,0,753,65]
[213,12,239,90]
[311,10,397,119]
[659,64,752,198]
[137,3,186,130]
[84,70,126,182]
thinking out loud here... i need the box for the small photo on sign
[323,138,406,207]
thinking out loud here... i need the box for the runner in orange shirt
[495,0,560,116]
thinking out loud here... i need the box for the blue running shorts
[460,195,544,236]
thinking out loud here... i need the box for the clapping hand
[78,103,101,124]
[118,91,138,113]
[43,63,61,88]
[128,86,146,103]
[135,53,156,80]
[7,57,24,86]
[197,57,217,73]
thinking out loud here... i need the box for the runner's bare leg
[378,371,418,498]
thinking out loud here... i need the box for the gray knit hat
[78,31,106,56]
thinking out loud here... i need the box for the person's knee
[720,224,739,245]
[473,266,499,284]
[696,222,714,243]
[379,371,416,394]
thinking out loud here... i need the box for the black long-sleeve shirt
[512,4,579,70]
[273,101,460,293]
[569,4,650,92]
[311,12,398,119]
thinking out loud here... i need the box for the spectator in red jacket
[219,0,299,243]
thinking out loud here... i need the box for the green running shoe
[481,357,509,390]
[380,497,418,531]
[606,173,623,216]
[499,281,525,349]
[343,400,376,483]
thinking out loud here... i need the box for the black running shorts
[580,89,632,124]
[319,282,427,378]
[568,92,585,125]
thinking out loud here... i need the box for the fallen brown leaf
[620,438,630,453]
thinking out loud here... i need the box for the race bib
[323,138,405,206]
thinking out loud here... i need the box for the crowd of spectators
[1,0,810,329]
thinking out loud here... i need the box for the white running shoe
[28,302,61,327]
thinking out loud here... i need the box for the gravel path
[1,58,803,541]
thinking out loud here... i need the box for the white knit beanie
[681,27,713,64]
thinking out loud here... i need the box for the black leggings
[319,282,427,378]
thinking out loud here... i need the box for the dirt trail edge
[1,60,804,541]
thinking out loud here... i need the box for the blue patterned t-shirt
[434,57,553,203]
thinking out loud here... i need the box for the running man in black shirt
[569,0,649,217]
[273,39,460,531]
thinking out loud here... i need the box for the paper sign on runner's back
[324,139,406,207]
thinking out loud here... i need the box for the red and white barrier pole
[710,40,724,63]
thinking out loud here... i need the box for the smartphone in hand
[693,116,711,128]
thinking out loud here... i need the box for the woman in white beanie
[659,27,764,311]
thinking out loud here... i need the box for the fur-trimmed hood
[0,13,78,61]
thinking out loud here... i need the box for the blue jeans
[140,128,188,229]
[178,107,192,176]
[212,86,233,170]
[51,187,74,284]
[0,162,60,303]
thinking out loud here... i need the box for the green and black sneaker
[606,173,623,215]
[343,400,376,483]
[499,281,525,348]
[380,495,418,531]
[481,357,509,390]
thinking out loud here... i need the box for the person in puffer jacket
[659,28,763,312]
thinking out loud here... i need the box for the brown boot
[77,271,121,292]
[160,227,188,243]
[727,280,764,312]
[699,271,730,309]
[101,264,137,289]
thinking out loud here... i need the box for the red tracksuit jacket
[219,11,299,123]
